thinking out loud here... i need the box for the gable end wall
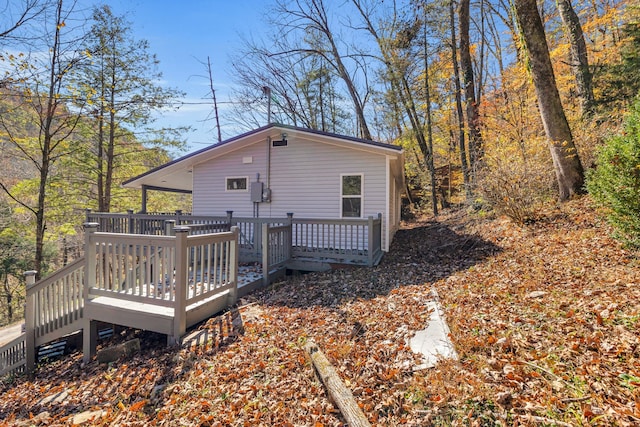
[192,134,393,250]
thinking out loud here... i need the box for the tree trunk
[4,275,12,322]
[97,107,105,212]
[459,0,484,170]
[450,0,470,198]
[35,0,64,280]
[351,0,437,214]
[423,23,438,216]
[305,340,371,427]
[557,0,595,117]
[310,0,372,140]
[514,0,585,201]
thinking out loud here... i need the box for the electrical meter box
[262,188,272,202]
[250,182,263,202]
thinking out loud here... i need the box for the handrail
[86,230,178,304]
[0,333,26,377]
[83,210,383,266]
[184,228,239,307]
[26,258,85,348]
[26,257,85,297]
[292,217,380,226]
[84,225,239,318]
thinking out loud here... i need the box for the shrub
[586,99,640,249]
[478,135,556,224]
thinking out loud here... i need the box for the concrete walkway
[0,322,24,347]
[409,289,458,369]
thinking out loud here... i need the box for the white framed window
[341,174,363,218]
[225,176,249,192]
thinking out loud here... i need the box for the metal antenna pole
[262,86,271,124]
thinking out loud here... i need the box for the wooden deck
[2,213,382,377]
[0,264,270,378]
[86,210,383,269]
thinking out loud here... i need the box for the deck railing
[86,210,382,267]
[25,259,85,354]
[261,223,292,285]
[292,214,382,266]
[0,334,26,377]
[8,211,381,376]
[85,224,239,316]
[86,209,231,236]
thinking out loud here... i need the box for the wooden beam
[304,340,371,427]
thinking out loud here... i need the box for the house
[1,125,405,375]
[122,124,405,253]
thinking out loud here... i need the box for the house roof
[122,123,404,192]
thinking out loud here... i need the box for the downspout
[385,156,390,252]
[266,136,271,190]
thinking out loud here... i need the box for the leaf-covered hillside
[0,197,638,426]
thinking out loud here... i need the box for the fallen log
[304,340,371,427]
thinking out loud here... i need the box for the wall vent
[272,138,288,147]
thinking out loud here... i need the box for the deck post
[227,226,240,306]
[226,210,234,230]
[24,270,37,374]
[367,215,374,266]
[82,223,100,363]
[165,220,176,236]
[127,209,135,234]
[286,213,294,262]
[171,226,190,345]
[262,223,269,286]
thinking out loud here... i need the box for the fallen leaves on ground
[0,196,638,426]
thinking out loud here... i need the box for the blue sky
[100,0,272,153]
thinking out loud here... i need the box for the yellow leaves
[57,21,66,30]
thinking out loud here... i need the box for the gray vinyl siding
[191,132,394,250]
[267,136,387,219]
[192,142,268,217]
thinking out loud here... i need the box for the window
[226,177,248,191]
[341,174,363,217]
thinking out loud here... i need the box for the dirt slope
[0,197,638,426]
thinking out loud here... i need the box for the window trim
[340,173,364,218]
[225,176,249,192]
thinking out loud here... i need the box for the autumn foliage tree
[513,0,585,201]
[0,0,89,279]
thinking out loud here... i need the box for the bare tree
[230,34,350,134]
[459,0,483,171]
[449,0,471,197]
[272,0,373,139]
[206,56,222,143]
[513,0,585,200]
[0,0,47,42]
[350,0,439,214]
[556,0,595,117]
[0,0,49,86]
